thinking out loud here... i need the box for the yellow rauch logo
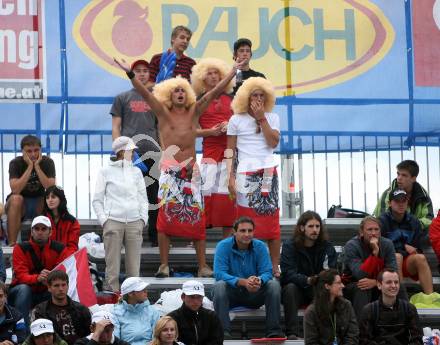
[73,0,395,96]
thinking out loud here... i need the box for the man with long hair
[280,211,337,339]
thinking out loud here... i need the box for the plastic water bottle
[236,69,242,83]
[1,214,7,245]
[423,336,434,345]
[323,254,329,269]
[434,0,440,29]
[11,334,17,343]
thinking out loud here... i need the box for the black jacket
[359,297,423,345]
[32,296,91,344]
[0,304,26,344]
[74,337,129,345]
[280,239,337,288]
[168,303,223,345]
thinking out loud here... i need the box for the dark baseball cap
[131,59,149,70]
[389,188,408,201]
[233,38,252,54]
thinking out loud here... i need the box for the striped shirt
[148,50,196,82]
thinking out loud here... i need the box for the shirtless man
[114,57,245,277]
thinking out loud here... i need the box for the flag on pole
[54,248,97,307]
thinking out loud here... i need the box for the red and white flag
[54,248,97,307]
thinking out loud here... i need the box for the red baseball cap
[131,59,149,70]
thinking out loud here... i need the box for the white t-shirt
[227,112,280,172]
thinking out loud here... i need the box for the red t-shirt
[198,94,232,162]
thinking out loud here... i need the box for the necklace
[329,312,338,345]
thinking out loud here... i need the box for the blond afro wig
[152,76,196,109]
[191,58,235,96]
[231,77,276,114]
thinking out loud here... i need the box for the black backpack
[370,298,412,338]
[327,205,370,218]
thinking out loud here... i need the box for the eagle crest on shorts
[161,168,203,224]
[244,170,279,215]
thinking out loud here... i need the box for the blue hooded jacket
[112,300,160,345]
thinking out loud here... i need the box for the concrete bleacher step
[144,275,440,337]
[224,341,302,345]
[6,232,439,278]
[120,274,440,337]
[225,305,440,336]
[141,275,440,303]
[151,276,440,337]
[137,276,440,290]
[12,217,364,276]
[96,245,439,278]
[71,218,362,246]
[73,217,437,278]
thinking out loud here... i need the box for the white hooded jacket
[92,159,148,226]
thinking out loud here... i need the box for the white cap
[31,319,54,336]
[120,277,149,296]
[31,216,51,228]
[182,280,205,296]
[91,310,115,324]
[112,136,137,154]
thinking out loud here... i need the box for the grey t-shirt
[110,88,160,155]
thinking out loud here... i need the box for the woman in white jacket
[92,136,148,292]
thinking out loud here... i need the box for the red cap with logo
[131,59,149,70]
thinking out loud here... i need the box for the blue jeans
[23,197,41,220]
[8,284,50,327]
[213,279,283,336]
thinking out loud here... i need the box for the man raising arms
[114,57,245,278]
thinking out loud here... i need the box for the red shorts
[402,253,419,281]
[200,161,235,228]
[157,163,206,240]
[235,167,280,240]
